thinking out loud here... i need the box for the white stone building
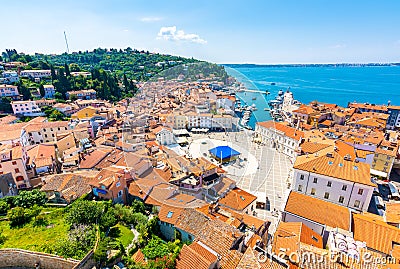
[292,151,375,212]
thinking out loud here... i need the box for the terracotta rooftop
[218,187,257,212]
[293,151,374,187]
[353,213,400,255]
[176,242,218,269]
[284,191,351,231]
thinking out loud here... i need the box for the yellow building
[71,106,98,120]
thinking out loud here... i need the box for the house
[40,172,96,204]
[89,167,128,203]
[42,85,55,98]
[11,100,43,116]
[0,84,20,99]
[0,145,30,189]
[20,69,51,79]
[152,126,176,145]
[282,191,352,237]
[55,133,76,157]
[175,241,220,269]
[53,103,78,116]
[255,121,304,159]
[272,221,323,258]
[66,89,96,100]
[218,188,257,215]
[292,150,375,212]
[71,106,98,121]
[26,144,56,175]
[1,71,19,83]
[25,121,71,144]
[79,148,112,170]
[353,213,400,259]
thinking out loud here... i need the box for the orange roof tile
[219,188,257,212]
[285,191,351,230]
[353,213,400,255]
[293,151,374,187]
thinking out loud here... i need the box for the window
[342,185,347,191]
[117,190,123,197]
[339,196,344,203]
[327,181,332,187]
[312,236,319,242]
[116,182,121,187]
[358,189,364,195]
[354,200,360,208]
[15,168,20,173]
[166,211,174,218]
[45,134,48,138]
[311,188,316,195]
[298,185,303,192]
[324,192,330,199]
[313,178,318,183]
[12,161,17,165]
[300,174,304,180]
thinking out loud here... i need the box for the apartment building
[0,145,30,189]
[11,100,43,116]
[292,151,375,212]
[20,69,51,79]
[0,84,20,99]
[43,85,55,98]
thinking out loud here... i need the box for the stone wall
[0,249,79,269]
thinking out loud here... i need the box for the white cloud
[140,17,163,22]
[157,26,207,44]
[329,44,346,49]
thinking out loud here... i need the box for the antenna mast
[64,31,70,53]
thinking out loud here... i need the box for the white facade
[211,115,233,130]
[43,85,55,98]
[1,71,19,83]
[156,128,176,145]
[255,122,302,159]
[0,84,19,97]
[187,114,212,129]
[20,70,51,79]
[293,169,374,212]
[11,100,43,116]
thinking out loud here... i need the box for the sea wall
[0,249,80,269]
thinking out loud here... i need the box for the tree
[17,81,32,101]
[39,84,45,97]
[0,97,12,113]
[50,65,57,81]
[65,200,104,225]
[64,63,71,77]
[14,190,47,208]
[69,63,81,72]
[7,207,31,227]
[142,236,170,260]
[131,200,145,214]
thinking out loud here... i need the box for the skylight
[353,166,358,170]
[166,211,173,218]
[328,161,333,165]
[240,195,245,201]
[339,163,343,167]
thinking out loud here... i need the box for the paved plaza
[186,130,293,227]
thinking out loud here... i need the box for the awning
[191,128,209,133]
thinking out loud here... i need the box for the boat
[265,90,270,95]
[271,82,276,86]
[252,97,257,100]
[278,90,284,96]
[264,107,270,111]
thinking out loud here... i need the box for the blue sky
[1,0,400,63]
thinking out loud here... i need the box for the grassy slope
[0,208,68,253]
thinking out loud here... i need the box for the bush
[0,200,10,214]
[142,236,170,260]
[8,207,31,227]
[14,190,47,208]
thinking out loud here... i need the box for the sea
[224,65,400,129]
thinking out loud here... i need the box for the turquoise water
[225,65,400,128]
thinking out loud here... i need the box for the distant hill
[224,63,400,68]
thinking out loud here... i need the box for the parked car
[388,182,400,201]
[368,195,386,216]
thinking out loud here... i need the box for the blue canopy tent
[209,145,241,163]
